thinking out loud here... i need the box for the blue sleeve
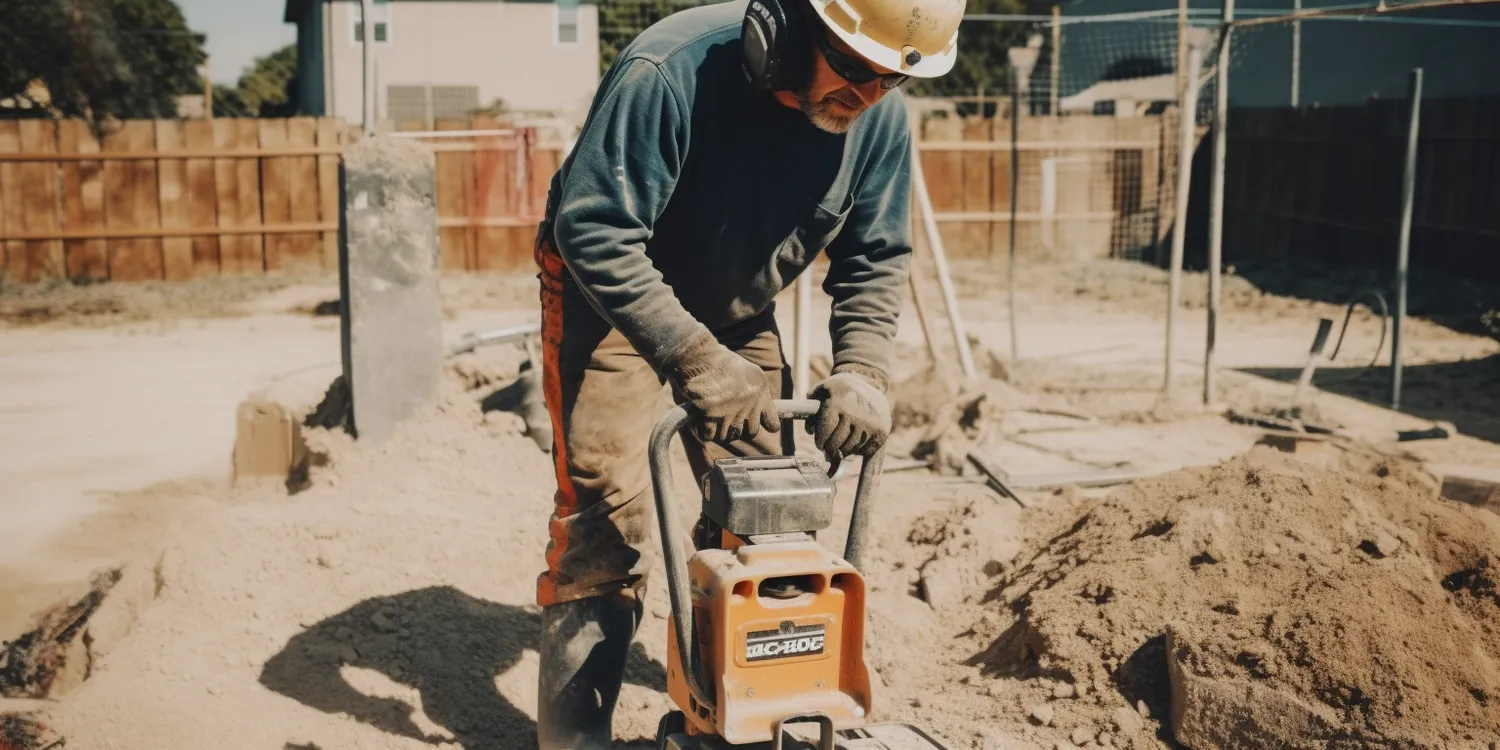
[821,114,914,387]
[550,58,712,371]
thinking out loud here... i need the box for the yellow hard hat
[806,0,965,77]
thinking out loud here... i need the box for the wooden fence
[916,113,1176,263]
[1,112,1176,285]
[1221,95,1500,281]
[0,116,562,284]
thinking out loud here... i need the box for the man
[531,0,964,746]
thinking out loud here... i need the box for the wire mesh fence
[909,11,1223,264]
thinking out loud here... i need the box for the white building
[283,0,601,127]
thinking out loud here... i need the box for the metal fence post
[1392,67,1422,411]
[1164,46,1205,397]
[1204,0,1234,407]
[361,0,376,136]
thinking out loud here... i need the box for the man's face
[794,29,905,134]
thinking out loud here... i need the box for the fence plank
[472,126,516,270]
[259,119,292,271]
[58,121,107,281]
[436,118,475,271]
[214,119,263,274]
[11,121,63,282]
[921,116,965,255]
[236,120,266,272]
[283,117,322,272]
[317,118,341,270]
[0,122,19,282]
[103,121,163,281]
[956,117,992,259]
[155,120,194,281]
[213,119,246,274]
[183,119,220,276]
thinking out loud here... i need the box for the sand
[929,445,1500,749]
[5,257,1500,750]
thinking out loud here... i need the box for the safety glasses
[813,30,909,90]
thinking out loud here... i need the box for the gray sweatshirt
[542,0,913,382]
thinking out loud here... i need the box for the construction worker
[531,0,964,746]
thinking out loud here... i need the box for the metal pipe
[909,135,979,379]
[389,129,518,139]
[1164,46,1205,396]
[794,273,812,396]
[841,448,885,572]
[1392,67,1422,411]
[1231,0,1500,29]
[1204,0,1233,407]
[1008,73,1022,363]
[1050,5,1062,117]
[1291,0,1302,107]
[361,0,376,136]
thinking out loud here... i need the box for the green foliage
[212,43,298,118]
[598,0,700,76]
[0,0,207,122]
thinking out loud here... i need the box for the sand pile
[936,445,1500,749]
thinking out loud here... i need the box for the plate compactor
[649,398,950,750]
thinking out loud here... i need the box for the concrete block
[233,396,308,484]
[338,136,444,444]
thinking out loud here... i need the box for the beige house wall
[323,1,599,126]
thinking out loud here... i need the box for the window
[352,0,392,45]
[387,85,481,127]
[354,21,388,42]
[387,85,428,125]
[430,86,480,119]
[556,4,579,45]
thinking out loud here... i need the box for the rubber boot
[536,592,643,750]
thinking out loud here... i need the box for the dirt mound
[941,445,1500,749]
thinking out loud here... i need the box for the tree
[0,0,208,123]
[212,43,298,118]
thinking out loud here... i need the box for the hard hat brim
[808,0,960,79]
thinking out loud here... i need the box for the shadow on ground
[1237,353,1500,443]
[261,586,666,750]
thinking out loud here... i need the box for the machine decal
[745,620,826,662]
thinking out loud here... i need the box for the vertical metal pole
[794,273,812,397]
[361,0,376,136]
[1164,46,1204,396]
[1008,70,1022,362]
[1050,5,1062,117]
[1291,0,1302,107]
[1204,0,1233,407]
[1177,0,1188,108]
[1392,67,1422,411]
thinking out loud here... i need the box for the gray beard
[796,88,858,134]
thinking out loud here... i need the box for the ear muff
[741,0,811,92]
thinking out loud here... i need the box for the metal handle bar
[648,398,886,718]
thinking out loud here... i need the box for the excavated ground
[3,259,1498,750]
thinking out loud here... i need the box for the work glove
[664,331,780,444]
[806,368,891,461]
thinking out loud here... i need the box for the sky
[177,0,297,84]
